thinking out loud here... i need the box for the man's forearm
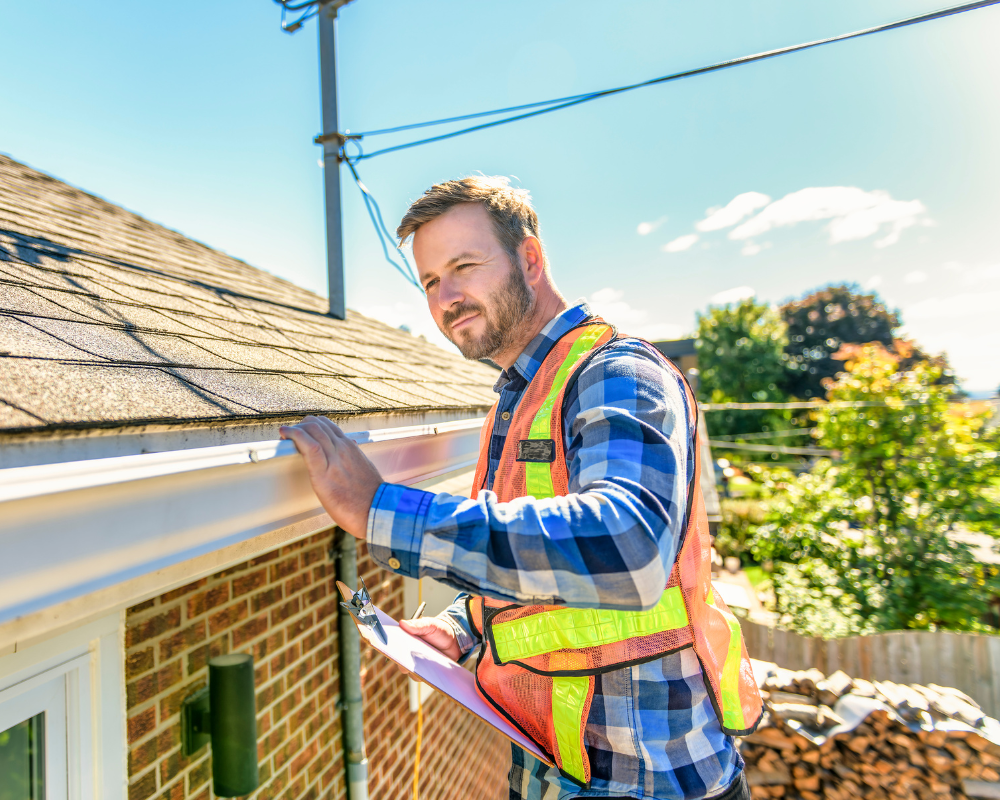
[367,479,677,611]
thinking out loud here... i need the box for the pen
[410,601,427,620]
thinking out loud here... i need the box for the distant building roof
[651,337,697,360]
[0,154,498,439]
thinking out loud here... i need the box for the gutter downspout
[334,528,369,800]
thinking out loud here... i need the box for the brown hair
[396,176,546,271]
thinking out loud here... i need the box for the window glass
[0,713,46,800]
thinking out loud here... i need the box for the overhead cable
[342,155,422,290]
[343,0,1000,161]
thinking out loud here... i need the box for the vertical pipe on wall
[335,528,369,800]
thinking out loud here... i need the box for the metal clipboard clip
[340,577,388,645]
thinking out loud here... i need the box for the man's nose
[436,276,465,310]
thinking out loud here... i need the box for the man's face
[413,203,533,361]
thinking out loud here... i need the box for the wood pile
[741,663,1000,800]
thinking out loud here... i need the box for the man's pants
[588,768,751,800]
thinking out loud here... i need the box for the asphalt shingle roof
[0,154,498,433]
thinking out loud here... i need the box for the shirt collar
[493,300,592,393]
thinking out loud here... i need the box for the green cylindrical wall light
[181,653,259,797]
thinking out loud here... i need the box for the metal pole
[318,1,346,319]
[334,529,369,800]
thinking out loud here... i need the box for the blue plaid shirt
[367,303,741,800]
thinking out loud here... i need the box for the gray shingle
[0,154,498,434]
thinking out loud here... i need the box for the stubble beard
[443,263,535,362]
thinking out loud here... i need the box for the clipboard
[336,581,554,766]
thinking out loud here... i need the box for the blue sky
[3,0,998,391]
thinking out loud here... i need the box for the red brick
[126,648,155,680]
[187,634,228,675]
[127,599,156,616]
[273,686,304,723]
[273,730,304,771]
[301,546,325,567]
[128,771,157,800]
[256,679,282,713]
[251,585,283,613]
[304,584,328,608]
[271,597,300,625]
[249,550,279,566]
[187,755,211,792]
[284,572,311,597]
[208,599,248,635]
[271,556,299,582]
[232,567,268,598]
[286,613,315,641]
[127,706,156,744]
[253,630,285,662]
[161,578,207,603]
[159,746,191,785]
[159,621,206,661]
[232,613,269,647]
[160,680,203,721]
[291,738,319,777]
[126,607,181,647]
[186,583,230,619]
[129,736,160,775]
[127,660,182,708]
[158,779,185,800]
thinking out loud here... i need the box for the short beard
[443,262,534,362]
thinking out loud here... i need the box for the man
[280,176,761,800]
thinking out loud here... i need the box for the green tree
[754,343,1000,634]
[780,284,899,400]
[695,297,790,437]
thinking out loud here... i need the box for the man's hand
[396,617,462,668]
[279,415,383,539]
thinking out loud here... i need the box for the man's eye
[423,279,438,292]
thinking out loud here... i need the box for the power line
[341,0,1000,162]
[341,156,422,290]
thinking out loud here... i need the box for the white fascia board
[0,417,485,628]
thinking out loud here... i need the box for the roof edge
[0,406,491,470]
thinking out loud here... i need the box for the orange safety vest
[467,318,762,787]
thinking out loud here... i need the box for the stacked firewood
[741,664,1000,800]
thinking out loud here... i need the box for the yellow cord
[412,580,423,800]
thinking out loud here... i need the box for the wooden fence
[740,619,1000,720]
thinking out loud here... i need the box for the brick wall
[124,531,510,800]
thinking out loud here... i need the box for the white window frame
[0,614,126,800]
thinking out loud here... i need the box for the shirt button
[501,411,511,421]
[387,557,401,570]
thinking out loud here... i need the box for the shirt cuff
[366,482,434,578]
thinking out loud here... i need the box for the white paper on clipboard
[337,582,554,766]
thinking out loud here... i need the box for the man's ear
[521,236,545,286]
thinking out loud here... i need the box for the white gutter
[0,417,485,628]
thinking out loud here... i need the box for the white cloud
[696,192,771,232]
[741,241,772,257]
[728,187,929,248]
[864,275,883,290]
[905,270,928,284]
[637,215,668,236]
[588,288,684,341]
[709,285,756,306]
[899,262,1000,392]
[662,233,699,253]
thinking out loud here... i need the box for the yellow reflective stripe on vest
[707,587,747,731]
[491,586,688,662]
[551,675,589,784]
[524,325,611,499]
